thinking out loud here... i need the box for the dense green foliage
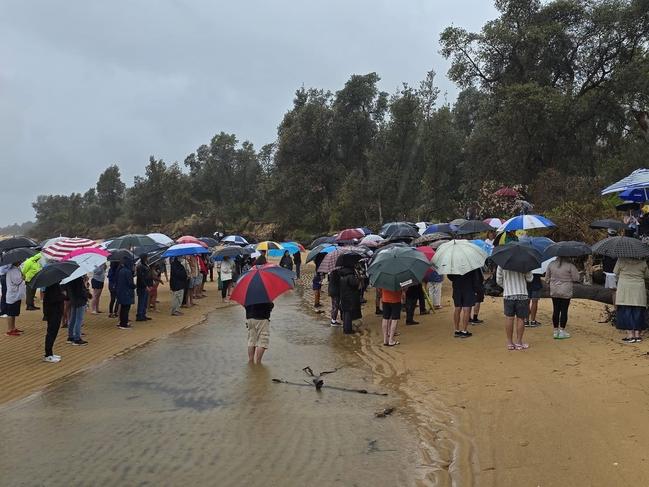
[30,0,649,240]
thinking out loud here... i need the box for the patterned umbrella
[592,236,649,259]
[601,168,649,195]
[412,233,451,245]
[256,241,284,251]
[230,264,295,306]
[42,237,100,261]
[317,246,368,274]
[222,235,249,246]
[497,215,555,232]
[306,244,337,263]
[359,234,384,247]
[162,243,210,257]
[177,235,208,248]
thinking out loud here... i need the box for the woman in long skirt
[614,258,649,343]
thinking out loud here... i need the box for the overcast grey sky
[0,0,497,225]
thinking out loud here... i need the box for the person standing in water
[245,301,274,364]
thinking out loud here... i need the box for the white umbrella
[147,233,175,246]
[532,257,557,275]
[431,240,488,275]
[61,251,108,284]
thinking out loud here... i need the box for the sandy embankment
[300,266,649,487]
[0,280,231,405]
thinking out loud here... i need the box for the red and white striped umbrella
[42,237,100,261]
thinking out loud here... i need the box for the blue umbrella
[497,215,555,232]
[470,239,494,256]
[162,243,210,257]
[519,236,555,254]
[618,188,649,202]
[601,168,649,195]
[424,223,457,235]
[269,242,300,257]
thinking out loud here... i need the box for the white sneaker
[553,329,560,338]
[52,354,61,359]
[557,329,571,339]
[0,314,7,318]
[330,320,342,327]
[43,355,61,363]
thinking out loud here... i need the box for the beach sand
[300,271,649,486]
[0,280,232,405]
[3,263,649,486]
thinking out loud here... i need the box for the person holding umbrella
[21,252,42,310]
[65,276,90,346]
[135,254,153,322]
[5,262,26,336]
[545,258,580,339]
[337,254,362,335]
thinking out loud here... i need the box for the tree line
[30,0,649,241]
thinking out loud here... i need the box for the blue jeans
[136,288,149,319]
[67,305,85,341]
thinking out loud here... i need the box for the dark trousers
[136,288,149,319]
[182,280,190,305]
[209,267,214,281]
[552,298,570,328]
[0,274,6,315]
[108,289,118,314]
[342,311,353,334]
[221,280,231,299]
[295,263,301,279]
[405,297,417,323]
[26,285,37,308]
[119,304,131,326]
[45,307,63,356]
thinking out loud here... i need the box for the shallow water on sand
[0,294,419,486]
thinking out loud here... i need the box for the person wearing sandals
[496,266,533,350]
[613,257,649,343]
[380,288,402,346]
[545,257,580,339]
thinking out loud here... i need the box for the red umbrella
[177,235,208,248]
[335,228,364,242]
[230,264,295,306]
[494,186,519,198]
[42,237,100,261]
[415,246,435,262]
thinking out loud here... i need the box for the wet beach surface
[0,293,418,487]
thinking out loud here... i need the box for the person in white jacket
[496,266,533,350]
[5,263,26,336]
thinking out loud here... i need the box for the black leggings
[119,304,130,327]
[221,280,231,299]
[109,289,118,314]
[552,298,570,328]
[45,307,63,356]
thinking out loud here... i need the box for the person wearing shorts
[448,270,479,338]
[496,266,533,350]
[245,301,274,364]
[380,288,402,346]
[470,268,485,324]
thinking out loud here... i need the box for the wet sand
[0,291,418,486]
[320,281,649,486]
[0,281,231,405]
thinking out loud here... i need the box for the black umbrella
[456,220,494,235]
[29,261,80,289]
[379,222,419,239]
[309,236,336,249]
[544,241,592,258]
[589,219,628,231]
[199,237,219,247]
[108,249,136,262]
[132,243,168,257]
[106,234,156,250]
[616,202,641,212]
[592,236,649,259]
[336,252,363,268]
[0,247,38,265]
[0,236,38,252]
[490,242,543,273]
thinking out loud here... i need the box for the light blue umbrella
[470,239,493,256]
[162,243,210,257]
[269,242,300,257]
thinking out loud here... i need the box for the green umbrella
[431,240,488,275]
[367,247,431,291]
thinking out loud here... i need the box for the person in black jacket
[65,276,90,345]
[135,254,153,322]
[293,250,302,278]
[170,257,187,316]
[43,283,65,362]
[405,284,421,325]
[279,250,293,271]
[245,301,274,364]
[327,269,341,326]
[338,266,361,334]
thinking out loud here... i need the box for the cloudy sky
[0,0,497,225]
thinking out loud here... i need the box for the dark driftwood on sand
[539,283,614,304]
